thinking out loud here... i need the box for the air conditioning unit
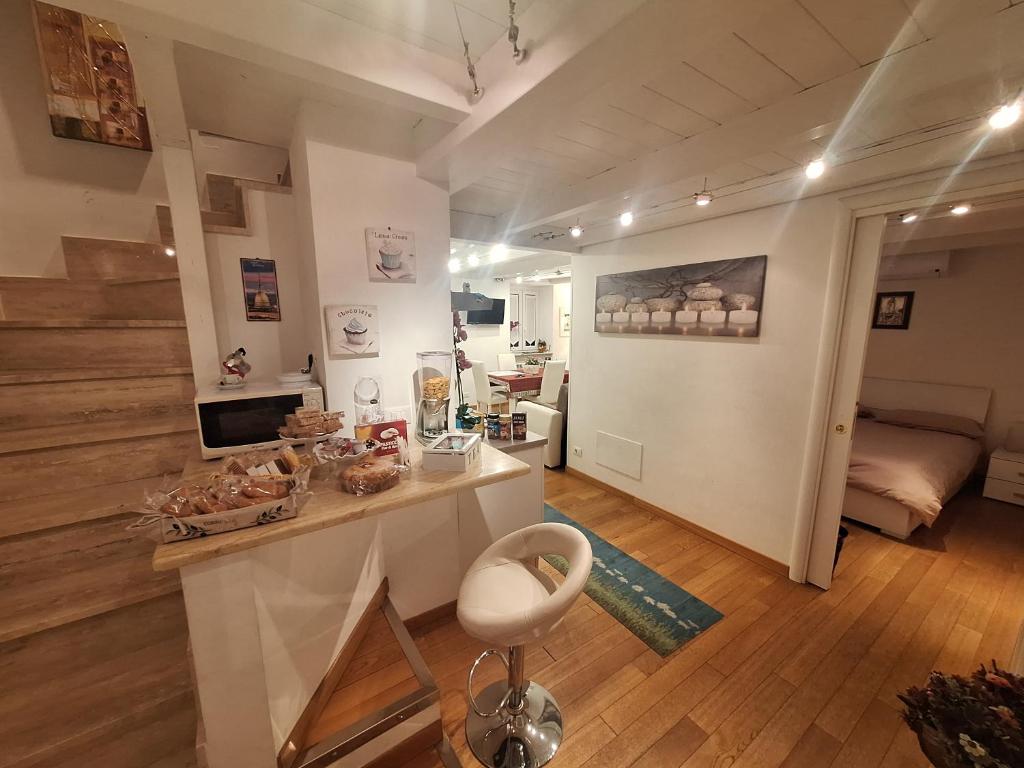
[878,251,949,281]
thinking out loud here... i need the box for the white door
[509,293,521,349]
[805,215,886,588]
[522,292,538,350]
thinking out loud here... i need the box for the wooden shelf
[0,413,196,456]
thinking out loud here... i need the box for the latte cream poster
[366,227,416,283]
[325,304,379,358]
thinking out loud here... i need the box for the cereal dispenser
[415,350,452,445]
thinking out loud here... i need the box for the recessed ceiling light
[805,159,826,179]
[164,247,176,257]
[900,212,918,224]
[467,253,480,267]
[448,258,461,273]
[950,204,971,216]
[450,247,456,255]
[490,243,508,261]
[619,211,634,226]
[515,275,523,284]
[989,102,1021,130]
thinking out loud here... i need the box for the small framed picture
[872,291,914,330]
[240,258,281,321]
[325,304,379,358]
[366,227,415,283]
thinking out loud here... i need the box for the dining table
[487,368,570,401]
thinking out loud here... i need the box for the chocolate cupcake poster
[594,254,766,338]
[325,304,379,358]
[365,227,416,283]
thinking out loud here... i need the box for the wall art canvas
[240,258,281,321]
[366,227,415,283]
[594,254,767,338]
[32,2,152,151]
[325,304,379,358]
[872,291,914,330]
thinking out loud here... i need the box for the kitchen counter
[153,443,529,571]
[480,430,547,455]
[156,440,544,768]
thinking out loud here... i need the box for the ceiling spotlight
[448,258,461,273]
[569,220,583,238]
[164,247,176,257]
[619,211,634,226]
[467,253,480,267]
[988,102,1021,130]
[490,243,508,261]
[693,177,713,206]
[900,213,918,224]
[950,204,971,215]
[515,275,523,284]
[450,247,456,254]
[805,158,826,179]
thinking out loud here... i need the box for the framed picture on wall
[872,291,914,330]
[366,227,416,283]
[325,304,379,358]
[240,258,281,321]
[559,306,571,337]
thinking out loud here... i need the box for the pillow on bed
[867,407,984,439]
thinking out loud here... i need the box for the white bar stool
[457,522,593,768]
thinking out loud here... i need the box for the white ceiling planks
[643,61,758,125]
[907,0,1012,40]
[576,103,684,151]
[732,0,860,88]
[555,122,647,162]
[744,152,798,174]
[683,33,803,108]
[798,0,926,65]
[609,86,719,139]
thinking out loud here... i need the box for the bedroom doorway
[799,181,1024,589]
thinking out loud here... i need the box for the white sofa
[515,401,562,468]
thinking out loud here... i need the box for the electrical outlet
[572,446,583,457]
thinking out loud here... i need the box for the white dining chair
[497,353,517,370]
[528,359,566,408]
[470,360,508,414]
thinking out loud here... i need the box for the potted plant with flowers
[899,662,1023,768]
[452,311,481,432]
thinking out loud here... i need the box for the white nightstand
[983,448,1024,507]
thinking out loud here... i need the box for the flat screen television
[467,298,505,325]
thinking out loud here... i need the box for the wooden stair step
[0,594,194,768]
[0,367,193,385]
[0,515,181,644]
[0,475,176,539]
[0,430,197,503]
[0,325,191,369]
[0,276,183,322]
[0,373,194,432]
[62,236,179,280]
[0,319,186,328]
[0,413,196,456]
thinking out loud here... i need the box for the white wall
[571,198,843,565]
[0,0,167,277]
[291,102,451,418]
[205,190,309,378]
[190,130,289,204]
[863,244,1024,450]
[451,276,510,404]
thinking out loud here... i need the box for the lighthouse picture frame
[240,258,281,321]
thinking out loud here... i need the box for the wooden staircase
[0,237,198,768]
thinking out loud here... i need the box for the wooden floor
[406,470,1024,768]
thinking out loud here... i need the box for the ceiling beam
[58,0,472,124]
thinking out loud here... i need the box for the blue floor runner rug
[544,504,723,656]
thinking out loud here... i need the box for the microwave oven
[194,382,325,459]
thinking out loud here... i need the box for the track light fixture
[950,204,971,215]
[453,2,482,101]
[989,102,1021,130]
[448,257,461,273]
[899,213,918,224]
[693,177,713,206]
[164,247,176,256]
[805,158,826,179]
[490,243,508,261]
[619,211,634,227]
[569,219,583,238]
[508,1,526,63]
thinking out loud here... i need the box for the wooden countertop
[152,443,530,572]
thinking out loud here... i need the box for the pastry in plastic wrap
[339,460,400,496]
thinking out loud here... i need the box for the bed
[842,377,990,539]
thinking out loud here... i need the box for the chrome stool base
[465,679,562,768]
